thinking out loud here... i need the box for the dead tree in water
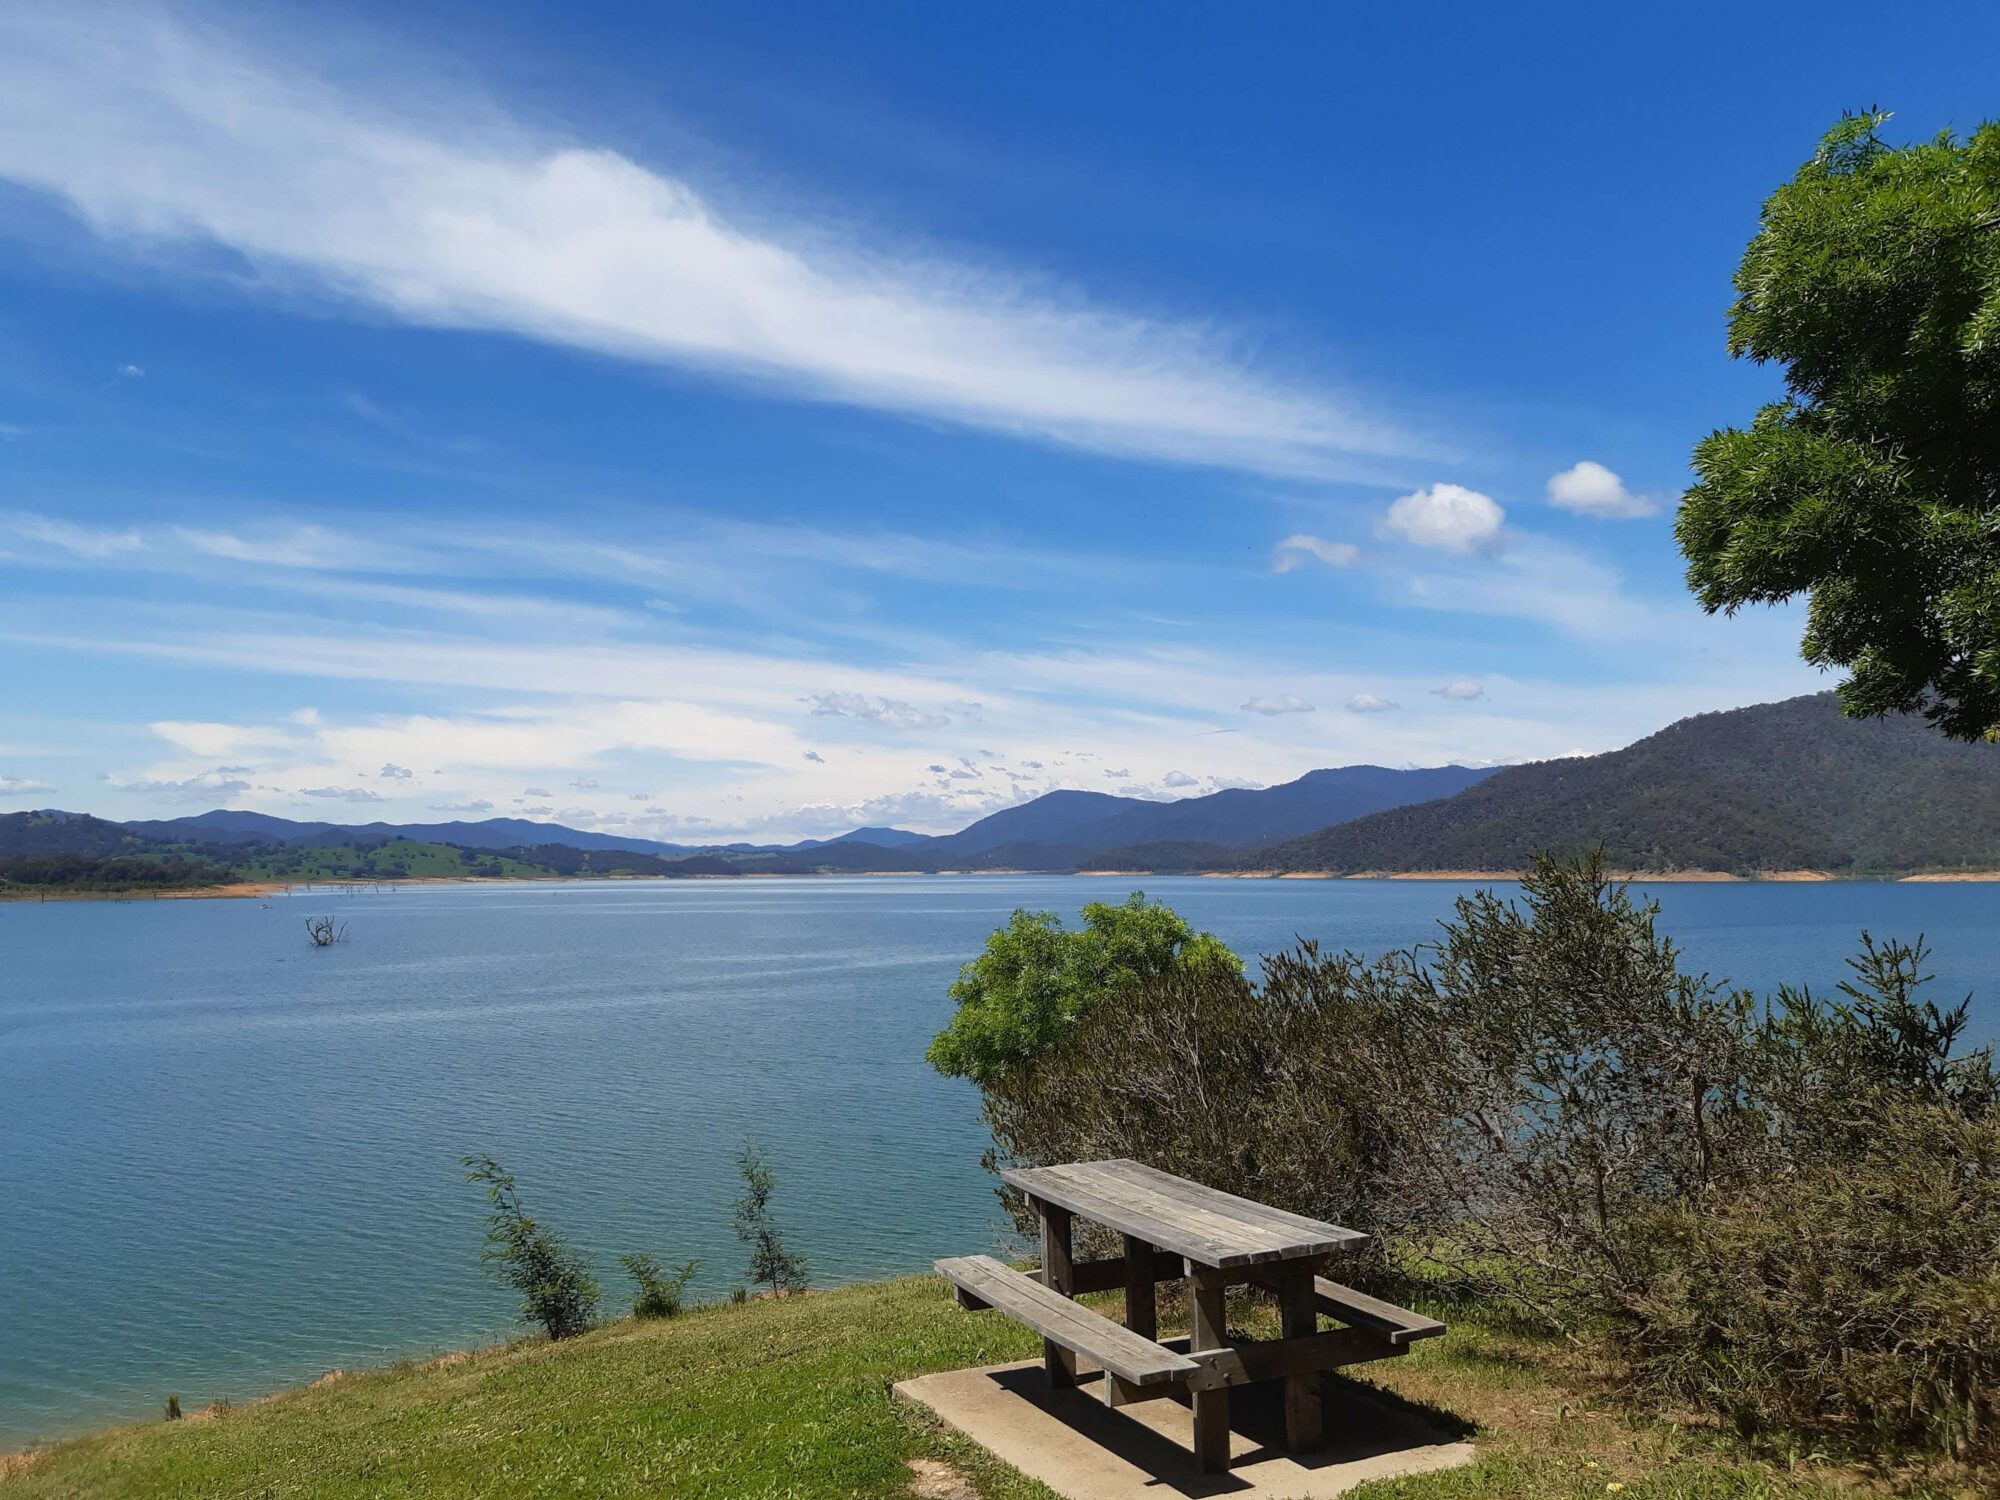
[304,916,350,948]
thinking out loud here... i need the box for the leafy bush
[927,892,1241,1087]
[462,1154,599,1340]
[1632,1102,2000,1460]
[621,1253,700,1319]
[733,1143,808,1296]
[960,854,2000,1464]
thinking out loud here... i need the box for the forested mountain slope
[1252,693,2000,875]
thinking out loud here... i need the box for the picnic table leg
[1121,1234,1157,1341]
[1036,1198,1077,1389]
[1189,1265,1230,1472]
[1278,1263,1326,1451]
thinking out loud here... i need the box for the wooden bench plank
[1311,1278,1446,1345]
[934,1256,1198,1386]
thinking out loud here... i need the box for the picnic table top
[998,1158,1368,1269]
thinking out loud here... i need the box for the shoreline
[10,867,2000,905]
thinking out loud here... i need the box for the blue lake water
[2,874,1996,1447]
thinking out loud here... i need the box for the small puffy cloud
[378,762,414,779]
[1379,482,1504,553]
[1346,693,1400,713]
[517,804,554,815]
[523,786,553,798]
[628,792,652,802]
[428,799,493,814]
[926,763,949,774]
[1430,679,1485,701]
[1546,460,1656,519]
[115,363,144,379]
[1271,533,1359,573]
[0,774,55,796]
[947,768,979,780]
[299,785,386,803]
[802,691,949,730]
[1241,694,1315,716]
[801,751,824,763]
[1162,770,1200,788]
[569,775,599,789]
[1102,767,1131,779]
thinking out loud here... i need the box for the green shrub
[1631,1102,2000,1461]
[926,892,1241,1087]
[960,853,1999,1465]
[733,1143,808,1296]
[462,1154,599,1340]
[621,1252,699,1319]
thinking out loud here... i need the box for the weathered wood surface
[1188,1264,1232,1472]
[999,1158,1367,1268]
[1031,1248,1186,1295]
[1242,1273,1446,1344]
[1184,1326,1404,1390]
[1038,1200,1079,1388]
[1278,1262,1325,1450]
[933,1255,1199,1387]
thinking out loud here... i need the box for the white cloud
[299,785,386,802]
[110,770,253,803]
[1378,483,1504,554]
[115,362,143,379]
[1271,534,1359,573]
[378,762,414,779]
[804,692,949,730]
[428,799,493,813]
[1161,770,1199,788]
[1546,461,1657,519]
[1345,693,1399,713]
[0,7,1420,481]
[801,750,824,763]
[523,786,553,798]
[2,512,147,559]
[568,775,598,789]
[1240,694,1315,716]
[0,774,55,795]
[1430,679,1485,701]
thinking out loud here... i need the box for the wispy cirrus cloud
[0,5,1423,480]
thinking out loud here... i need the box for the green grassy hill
[0,1276,1903,1500]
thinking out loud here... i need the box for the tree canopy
[924,892,1240,1086]
[1678,112,2000,740]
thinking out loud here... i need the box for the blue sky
[0,1,1991,840]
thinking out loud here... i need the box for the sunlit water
[3,874,1995,1446]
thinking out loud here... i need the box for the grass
[0,1277,1976,1500]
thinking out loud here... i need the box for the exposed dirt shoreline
[11,867,2000,905]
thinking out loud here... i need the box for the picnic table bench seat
[936,1255,1199,1389]
[936,1160,1447,1473]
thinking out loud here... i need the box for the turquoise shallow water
[2,874,1995,1446]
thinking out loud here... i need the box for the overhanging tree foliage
[1678,111,2000,740]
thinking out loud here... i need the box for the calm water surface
[3,875,1996,1445]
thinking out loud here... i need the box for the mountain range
[102,763,1497,868]
[1253,692,2000,875]
[9,693,2000,887]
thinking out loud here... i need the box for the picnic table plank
[934,1255,1198,1386]
[1001,1158,1364,1267]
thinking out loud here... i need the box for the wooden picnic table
[938,1158,1443,1474]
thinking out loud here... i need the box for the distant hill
[0,810,156,859]
[919,766,1495,861]
[1251,693,2000,875]
[121,810,923,858]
